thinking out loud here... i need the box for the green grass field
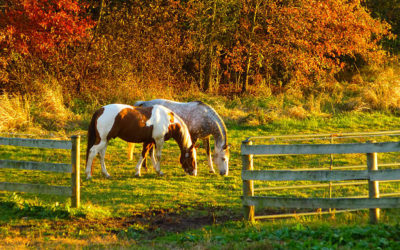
[1,112,400,248]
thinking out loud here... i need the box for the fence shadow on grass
[0,200,79,221]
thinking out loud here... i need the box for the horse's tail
[86,109,101,174]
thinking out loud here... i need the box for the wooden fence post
[329,135,334,213]
[242,140,255,222]
[71,135,80,208]
[367,145,379,224]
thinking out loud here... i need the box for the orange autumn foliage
[1,0,94,58]
[227,0,390,88]
[0,0,393,97]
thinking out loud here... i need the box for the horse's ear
[223,144,231,150]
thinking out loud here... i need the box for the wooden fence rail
[0,136,80,207]
[241,138,400,223]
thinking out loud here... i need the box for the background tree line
[0,0,399,101]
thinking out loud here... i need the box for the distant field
[1,112,400,248]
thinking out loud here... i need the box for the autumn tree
[226,0,390,92]
[364,0,400,53]
[0,0,94,93]
[0,0,392,98]
[86,0,390,95]
[180,0,240,92]
[81,1,187,87]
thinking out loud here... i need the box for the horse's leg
[134,156,145,177]
[135,143,152,177]
[149,145,158,172]
[154,139,164,176]
[141,145,150,172]
[85,147,97,180]
[203,137,215,174]
[129,142,148,171]
[99,144,111,178]
[127,142,135,160]
[85,140,107,179]
[129,142,148,172]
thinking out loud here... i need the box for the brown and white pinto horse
[85,104,197,179]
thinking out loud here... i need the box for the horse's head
[215,144,230,176]
[180,144,197,176]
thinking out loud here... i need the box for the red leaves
[1,0,95,59]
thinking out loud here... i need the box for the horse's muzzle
[219,170,228,176]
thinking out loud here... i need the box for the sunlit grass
[1,111,400,248]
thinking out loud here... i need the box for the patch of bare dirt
[121,206,241,233]
[3,205,240,237]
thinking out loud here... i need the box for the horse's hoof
[209,170,216,174]
[102,173,111,179]
[86,176,92,181]
[135,173,141,177]
[157,171,164,176]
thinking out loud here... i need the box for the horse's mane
[151,104,192,150]
[173,112,193,150]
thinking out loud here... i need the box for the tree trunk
[203,0,217,92]
[242,53,252,93]
[77,0,105,93]
[242,0,260,93]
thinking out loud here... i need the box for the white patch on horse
[146,105,173,139]
[147,105,192,149]
[97,104,134,139]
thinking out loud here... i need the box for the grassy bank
[1,109,400,248]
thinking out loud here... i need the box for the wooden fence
[241,133,400,223]
[0,135,81,207]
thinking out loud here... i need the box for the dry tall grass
[361,67,400,111]
[0,94,31,132]
[2,61,400,132]
[33,83,76,130]
[0,79,79,133]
